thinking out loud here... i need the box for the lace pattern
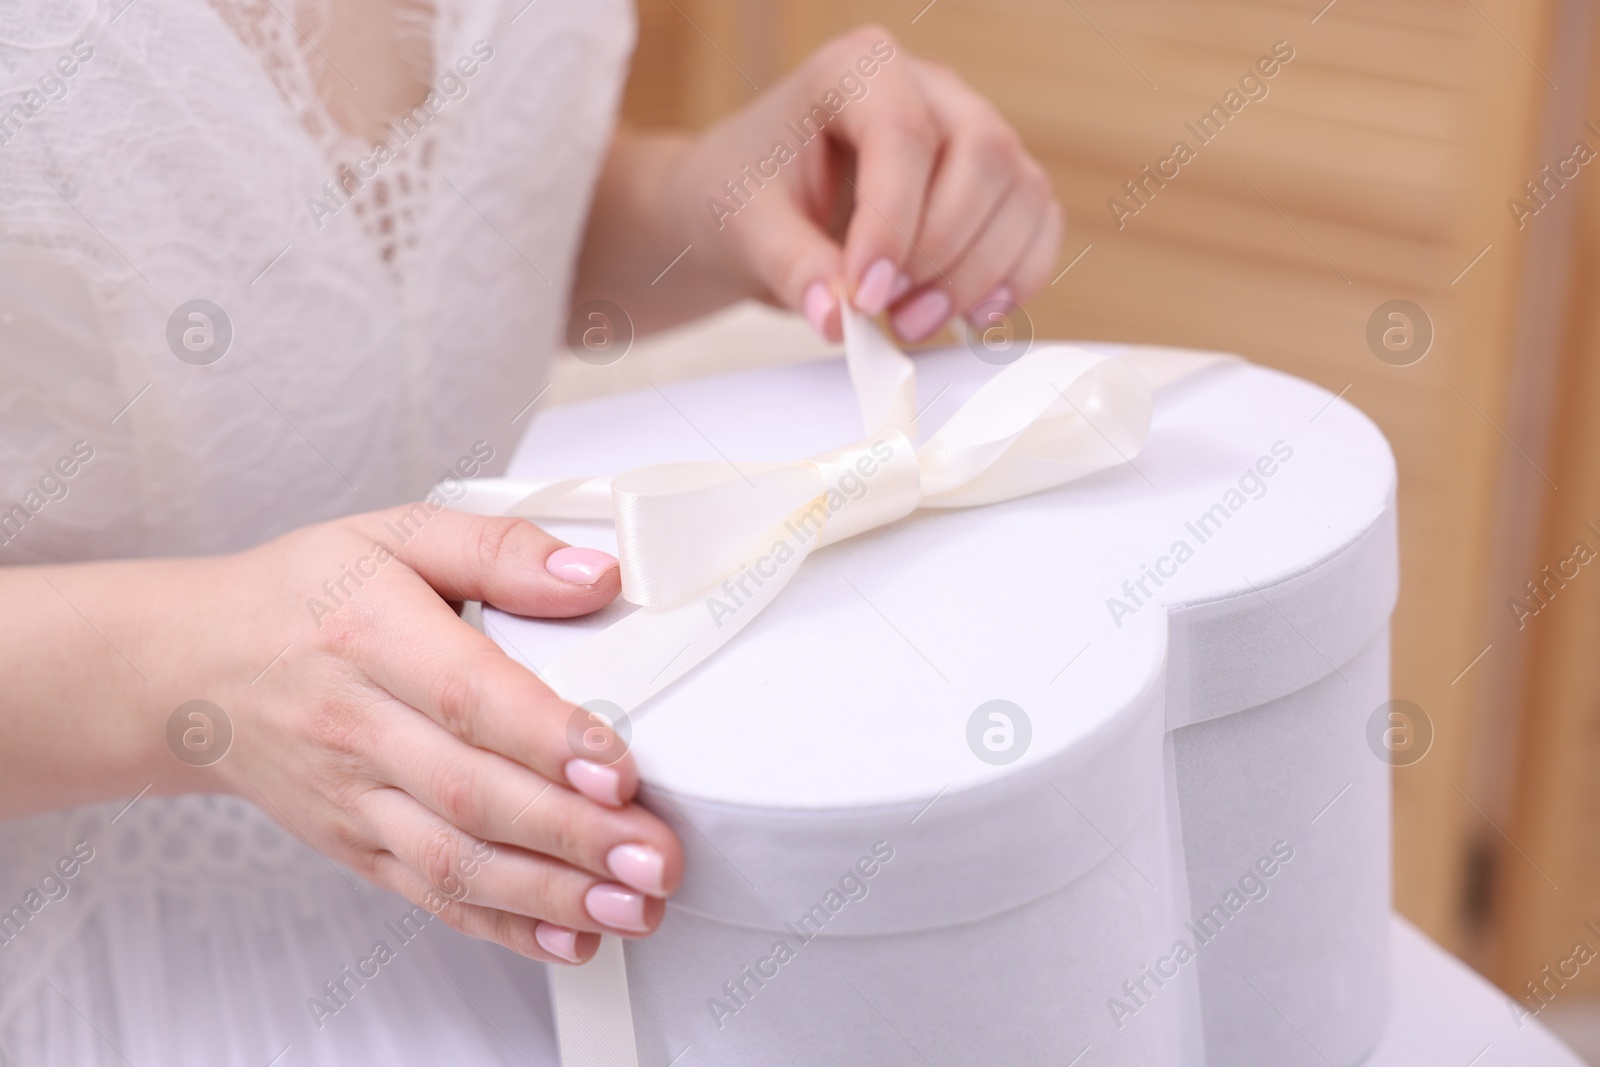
[0,0,635,1057]
[0,0,632,562]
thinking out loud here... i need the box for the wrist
[0,557,224,815]
[96,554,248,803]
[576,128,764,329]
[654,125,771,303]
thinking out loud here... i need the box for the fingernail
[546,546,618,585]
[565,759,623,807]
[890,288,952,343]
[968,284,1016,329]
[535,921,583,963]
[607,843,666,896]
[802,280,835,336]
[853,258,897,315]
[888,272,913,303]
[585,883,650,933]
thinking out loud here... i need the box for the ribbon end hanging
[550,936,641,1067]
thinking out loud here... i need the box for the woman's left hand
[577,26,1063,345]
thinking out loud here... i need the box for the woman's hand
[2,508,682,966]
[575,26,1062,344]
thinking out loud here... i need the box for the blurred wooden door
[617,0,1590,985]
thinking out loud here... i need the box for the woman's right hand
[160,504,683,965]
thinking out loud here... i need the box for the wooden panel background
[616,0,1582,978]
[1498,0,1600,1010]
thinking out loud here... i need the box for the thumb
[355,505,621,618]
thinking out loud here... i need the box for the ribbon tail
[450,476,616,519]
[537,511,828,1067]
[550,937,639,1067]
[1119,347,1238,390]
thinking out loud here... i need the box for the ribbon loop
[601,427,922,608]
[610,460,816,607]
[918,346,1153,506]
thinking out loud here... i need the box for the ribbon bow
[451,309,1229,1067]
[455,310,1225,715]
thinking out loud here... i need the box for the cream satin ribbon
[449,310,1230,1067]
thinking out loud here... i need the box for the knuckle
[430,758,482,829]
[426,659,484,740]
[881,105,938,151]
[323,812,376,863]
[354,847,387,882]
[416,824,461,893]
[307,596,370,656]
[470,518,521,575]
[473,516,540,575]
[325,816,371,861]
[307,698,368,757]
[325,780,372,829]
[973,126,1022,171]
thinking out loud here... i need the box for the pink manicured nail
[535,921,582,963]
[891,288,952,343]
[607,843,666,896]
[968,284,1016,328]
[888,272,914,303]
[800,279,838,337]
[802,280,835,336]
[545,546,618,585]
[853,258,897,315]
[565,759,623,806]
[585,883,650,933]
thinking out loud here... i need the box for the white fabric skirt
[0,795,558,1066]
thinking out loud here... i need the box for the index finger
[813,28,942,312]
[357,584,642,809]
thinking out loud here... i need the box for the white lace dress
[0,0,633,1061]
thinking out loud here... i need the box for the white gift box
[485,336,1396,1067]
